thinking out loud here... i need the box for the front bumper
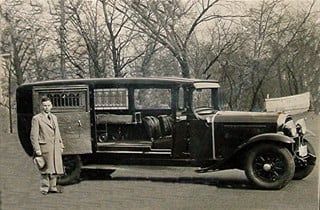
[295,153,316,167]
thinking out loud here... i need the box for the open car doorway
[94,87,174,154]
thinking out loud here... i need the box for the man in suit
[30,96,65,195]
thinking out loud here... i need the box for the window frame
[133,88,172,110]
[94,88,129,110]
[33,85,89,113]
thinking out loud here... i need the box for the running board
[97,141,152,148]
[81,164,191,171]
[96,149,171,155]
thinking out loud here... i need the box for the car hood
[201,111,281,124]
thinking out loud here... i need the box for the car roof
[18,77,219,89]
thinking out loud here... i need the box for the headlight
[283,119,297,137]
[295,118,307,135]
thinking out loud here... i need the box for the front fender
[200,133,295,171]
[238,133,295,151]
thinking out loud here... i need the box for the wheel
[57,155,82,185]
[293,140,316,180]
[244,144,295,189]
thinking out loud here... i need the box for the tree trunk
[250,79,264,111]
[179,60,190,78]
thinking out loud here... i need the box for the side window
[48,93,81,107]
[94,88,128,110]
[134,88,171,109]
[39,91,87,111]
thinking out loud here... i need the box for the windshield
[192,88,220,116]
[193,89,213,109]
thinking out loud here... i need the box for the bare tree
[100,0,147,77]
[277,11,320,112]
[234,0,316,110]
[191,19,245,79]
[47,0,72,78]
[65,0,148,78]
[117,0,243,78]
[65,0,108,77]
[1,2,33,85]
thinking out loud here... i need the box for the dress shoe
[49,188,63,193]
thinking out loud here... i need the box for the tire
[57,155,82,185]
[150,116,161,139]
[293,140,316,180]
[142,116,161,140]
[159,115,173,136]
[142,116,154,139]
[244,144,295,190]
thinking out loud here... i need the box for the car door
[172,87,190,158]
[32,85,92,155]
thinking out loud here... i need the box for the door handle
[78,120,82,127]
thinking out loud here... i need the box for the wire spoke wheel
[253,152,286,182]
[245,144,295,189]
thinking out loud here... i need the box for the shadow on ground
[80,169,257,190]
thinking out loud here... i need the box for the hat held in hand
[33,156,46,170]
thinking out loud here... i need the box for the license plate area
[298,145,308,157]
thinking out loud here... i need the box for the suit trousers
[40,174,58,192]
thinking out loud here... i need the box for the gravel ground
[0,110,319,210]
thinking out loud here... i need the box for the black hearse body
[16,77,316,189]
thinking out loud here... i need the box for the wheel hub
[263,163,272,172]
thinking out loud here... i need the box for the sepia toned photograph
[0,0,319,209]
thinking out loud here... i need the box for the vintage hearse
[16,77,316,189]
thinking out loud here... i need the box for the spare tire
[150,116,161,139]
[158,115,173,136]
[142,116,161,140]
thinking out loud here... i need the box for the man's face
[41,100,52,113]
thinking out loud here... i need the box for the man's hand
[35,150,42,156]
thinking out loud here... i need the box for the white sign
[265,92,310,114]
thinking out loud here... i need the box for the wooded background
[1,0,319,113]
